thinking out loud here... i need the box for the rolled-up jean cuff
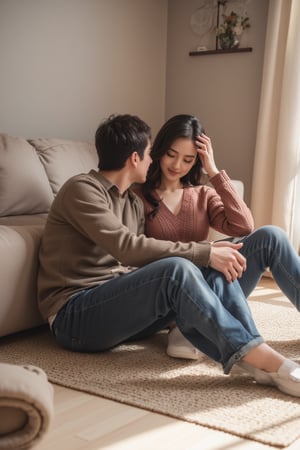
[223,336,264,374]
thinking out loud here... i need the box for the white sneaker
[271,359,300,397]
[233,359,300,398]
[232,360,274,385]
[167,326,201,360]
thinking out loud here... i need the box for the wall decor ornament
[190,0,215,40]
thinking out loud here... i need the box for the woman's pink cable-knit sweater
[136,170,254,243]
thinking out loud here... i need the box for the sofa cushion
[29,138,98,195]
[0,135,54,216]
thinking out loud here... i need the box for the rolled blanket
[0,363,54,449]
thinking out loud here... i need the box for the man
[38,114,300,397]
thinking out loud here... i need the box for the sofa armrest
[0,225,46,337]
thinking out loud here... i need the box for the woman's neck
[156,179,183,193]
[155,181,184,215]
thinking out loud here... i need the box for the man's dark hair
[95,114,151,170]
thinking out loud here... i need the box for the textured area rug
[1,295,300,448]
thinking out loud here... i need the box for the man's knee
[163,256,196,271]
[161,257,203,284]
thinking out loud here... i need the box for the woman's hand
[209,241,246,282]
[195,133,219,178]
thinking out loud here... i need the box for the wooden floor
[36,278,300,450]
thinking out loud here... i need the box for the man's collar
[92,170,135,199]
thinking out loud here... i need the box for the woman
[134,114,300,396]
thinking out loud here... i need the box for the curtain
[251,0,300,253]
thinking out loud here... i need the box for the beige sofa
[0,133,244,338]
[0,134,98,338]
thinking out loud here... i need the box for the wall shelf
[189,47,253,56]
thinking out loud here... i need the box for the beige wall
[0,0,269,202]
[166,0,269,203]
[0,0,168,140]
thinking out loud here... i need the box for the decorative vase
[219,33,240,50]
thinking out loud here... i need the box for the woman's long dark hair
[142,114,205,217]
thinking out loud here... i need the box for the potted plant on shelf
[217,10,250,50]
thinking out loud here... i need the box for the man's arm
[60,176,212,268]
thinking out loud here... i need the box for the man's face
[136,140,152,183]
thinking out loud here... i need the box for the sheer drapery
[251,0,300,252]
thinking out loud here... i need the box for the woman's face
[159,137,198,183]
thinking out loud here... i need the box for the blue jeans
[53,256,263,374]
[237,225,300,309]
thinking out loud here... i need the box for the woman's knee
[252,225,287,242]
